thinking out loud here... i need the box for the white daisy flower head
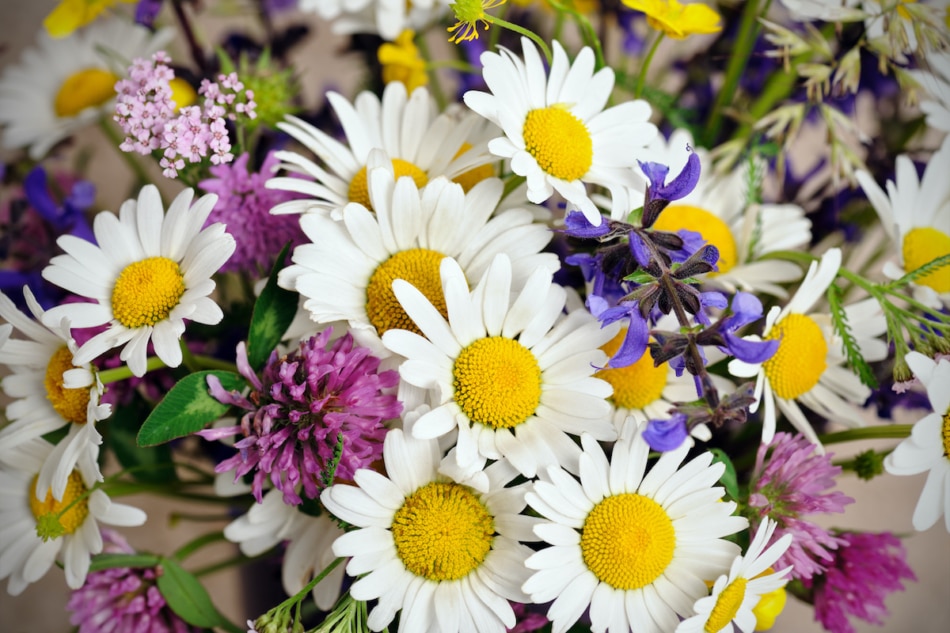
[0,16,172,159]
[320,428,538,633]
[40,185,236,377]
[268,81,494,216]
[884,351,950,532]
[224,489,345,610]
[298,0,449,41]
[523,421,747,633]
[676,518,793,633]
[277,159,559,356]
[463,37,658,226]
[856,138,950,307]
[0,287,110,502]
[382,253,618,477]
[909,50,950,135]
[0,439,146,595]
[728,248,887,449]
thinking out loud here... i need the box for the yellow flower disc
[44,345,90,425]
[365,248,447,336]
[29,472,89,535]
[941,410,949,459]
[391,481,494,581]
[762,313,827,400]
[523,106,593,182]
[752,585,788,631]
[652,204,738,275]
[111,256,185,329]
[705,577,748,632]
[451,142,495,192]
[168,77,198,112]
[453,336,542,429]
[595,329,667,410]
[580,493,676,590]
[348,159,429,210]
[901,227,950,293]
[54,67,119,117]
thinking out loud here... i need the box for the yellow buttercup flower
[378,30,428,93]
[44,0,137,38]
[621,0,722,39]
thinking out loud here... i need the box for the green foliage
[247,243,297,370]
[157,557,240,631]
[709,448,740,501]
[88,553,161,572]
[826,283,878,389]
[887,253,950,291]
[137,370,245,447]
[106,398,177,483]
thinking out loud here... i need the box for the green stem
[427,59,478,73]
[486,15,552,64]
[193,553,264,578]
[414,33,448,111]
[173,531,227,562]
[635,32,665,99]
[817,424,913,445]
[98,118,151,187]
[97,357,167,384]
[549,0,606,69]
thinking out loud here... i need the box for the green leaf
[107,399,177,483]
[709,448,740,501]
[887,253,950,290]
[137,371,245,447]
[88,552,161,572]
[247,243,297,370]
[826,284,878,389]
[157,557,231,629]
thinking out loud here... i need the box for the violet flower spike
[642,413,689,452]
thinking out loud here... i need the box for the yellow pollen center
[762,313,827,400]
[901,227,950,293]
[522,106,593,181]
[705,577,748,632]
[111,256,185,329]
[453,336,542,429]
[168,77,198,112]
[451,142,495,192]
[596,329,667,410]
[365,248,446,336]
[653,205,738,275]
[44,345,90,425]
[580,493,676,590]
[348,159,428,210]
[391,481,494,581]
[941,410,949,460]
[29,472,89,535]
[54,67,119,118]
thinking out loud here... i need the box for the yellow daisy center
[168,77,198,112]
[762,313,827,400]
[111,256,186,329]
[29,472,89,535]
[705,577,748,633]
[941,410,949,460]
[580,493,676,590]
[365,248,447,336]
[596,329,667,410]
[54,67,119,118]
[901,227,950,293]
[348,159,429,210]
[523,106,593,182]
[451,142,495,192]
[391,481,494,581]
[453,336,542,430]
[652,204,738,275]
[44,345,90,425]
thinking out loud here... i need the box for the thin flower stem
[97,357,168,384]
[415,34,448,111]
[487,15,552,64]
[817,424,913,445]
[549,0,606,69]
[171,0,207,72]
[173,531,228,562]
[98,118,151,187]
[427,59,479,73]
[635,32,664,99]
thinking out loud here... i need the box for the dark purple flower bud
[673,244,720,279]
[564,210,610,237]
[643,414,689,451]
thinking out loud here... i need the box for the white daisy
[728,248,887,448]
[321,428,537,633]
[268,81,493,216]
[224,489,345,610]
[883,351,950,532]
[383,253,617,477]
[0,16,172,159]
[463,37,657,226]
[0,439,146,595]
[909,50,950,135]
[523,422,747,633]
[856,138,950,307]
[0,287,110,502]
[40,185,236,377]
[277,161,558,356]
[298,0,449,41]
[676,518,793,633]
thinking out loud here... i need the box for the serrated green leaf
[88,552,161,572]
[108,399,177,483]
[888,253,950,290]
[247,243,297,370]
[827,284,878,389]
[709,448,740,501]
[157,557,229,629]
[137,371,244,447]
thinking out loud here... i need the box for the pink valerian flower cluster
[66,530,199,633]
[198,328,402,505]
[806,531,916,633]
[113,51,257,178]
[747,432,855,580]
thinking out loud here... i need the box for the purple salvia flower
[747,432,855,580]
[640,152,702,203]
[199,329,402,505]
[597,301,650,367]
[563,210,610,238]
[642,413,689,451]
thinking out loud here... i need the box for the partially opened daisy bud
[40,185,236,377]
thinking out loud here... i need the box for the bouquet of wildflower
[1,0,948,632]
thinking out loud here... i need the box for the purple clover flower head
[807,531,916,633]
[199,329,402,505]
[642,413,689,451]
[67,529,199,633]
[748,432,855,580]
[640,152,701,204]
[563,210,610,238]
